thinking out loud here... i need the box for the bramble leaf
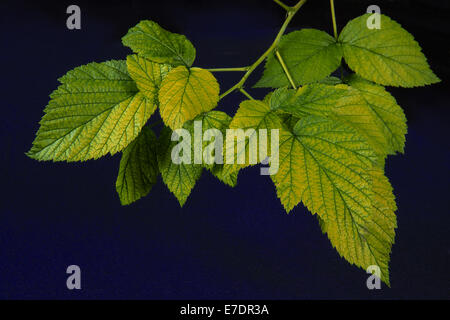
[27,60,156,162]
[122,20,196,67]
[184,111,238,187]
[116,127,159,205]
[222,100,283,177]
[346,74,407,155]
[274,83,407,160]
[126,54,171,103]
[272,115,395,284]
[255,29,342,88]
[339,14,440,87]
[157,126,202,206]
[158,66,220,130]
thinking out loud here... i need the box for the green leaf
[126,54,171,103]
[272,115,395,284]
[122,20,196,67]
[272,115,377,212]
[116,126,159,205]
[339,14,440,87]
[184,111,238,187]
[346,74,407,155]
[276,83,406,160]
[255,29,342,88]
[27,60,157,162]
[157,126,202,206]
[158,66,220,130]
[222,100,283,177]
[318,168,397,285]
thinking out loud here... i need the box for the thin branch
[330,0,338,39]
[275,50,297,89]
[273,0,292,12]
[239,88,255,100]
[207,67,249,72]
[219,0,308,101]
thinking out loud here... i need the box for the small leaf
[157,126,202,206]
[116,127,159,205]
[122,20,196,67]
[222,100,282,177]
[346,74,407,155]
[255,29,342,88]
[184,111,237,187]
[126,54,171,103]
[158,66,220,130]
[339,14,440,87]
[28,60,156,162]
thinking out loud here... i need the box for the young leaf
[339,14,440,87]
[255,29,342,88]
[126,54,171,103]
[158,66,220,130]
[27,60,156,162]
[122,20,196,67]
[157,126,202,206]
[116,127,159,205]
[222,100,283,177]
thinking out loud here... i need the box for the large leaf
[126,54,171,103]
[122,20,196,67]
[222,100,283,177]
[158,66,220,130]
[255,29,342,88]
[274,83,406,160]
[339,14,440,87]
[157,126,202,206]
[272,115,395,284]
[116,127,159,205]
[28,60,156,162]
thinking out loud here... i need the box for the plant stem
[275,50,297,89]
[273,0,292,12]
[239,88,255,100]
[330,0,338,39]
[219,0,307,101]
[207,67,249,72]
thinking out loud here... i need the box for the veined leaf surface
[255,29,342,88]
[122,20,196,67]
[28,60,156,162]
[116,127,159,205]
[339,14,440,87]
[158,66,220,130]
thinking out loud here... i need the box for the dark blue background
[1,0,449,299]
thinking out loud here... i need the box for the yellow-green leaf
[116,127,159,205]
[255,29,342,88]
[158,66,220,130]
[339,14,440,87]
[272,115,396,284]
[122,20,196,67]
[157,126,202,206]
[27,60,157,162]
[223,100,283,177]
[126,54,171,103]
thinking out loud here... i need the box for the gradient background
[0,0,448,299]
